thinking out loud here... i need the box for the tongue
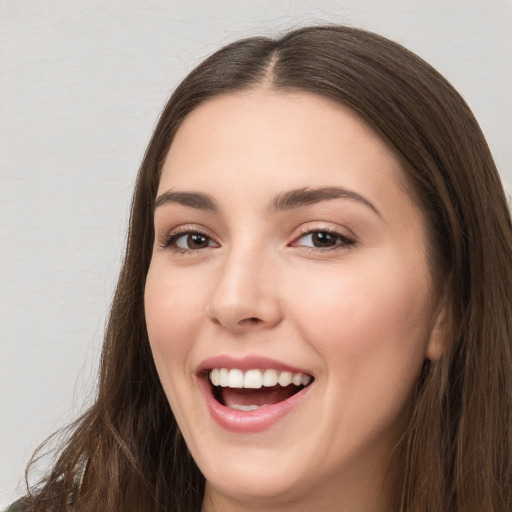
[221,384,299,408]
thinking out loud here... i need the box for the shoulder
[3,499,28,512]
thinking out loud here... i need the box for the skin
[144,89,445,512]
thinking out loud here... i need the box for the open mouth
[207,368,314,411]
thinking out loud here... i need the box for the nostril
[239,317,261,325]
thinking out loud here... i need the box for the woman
[14,24,512,512]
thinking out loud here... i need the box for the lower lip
[197,376,313,433]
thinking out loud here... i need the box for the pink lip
[196,355,314,434]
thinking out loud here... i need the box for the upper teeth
[209,368,312,389]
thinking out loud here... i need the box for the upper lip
[197,355,313,376]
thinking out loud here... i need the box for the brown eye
[310,231,338,248]
[293,230,355,250]
[164,231,217,252]
[184,233,211,249]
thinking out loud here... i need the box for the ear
[426,296,449,362]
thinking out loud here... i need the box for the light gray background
[1,0,511,506]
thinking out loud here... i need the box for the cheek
[144,265,205,373]
[144,265,210,433]
[289,253,432,383]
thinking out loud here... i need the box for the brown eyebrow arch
[269,186,381,217]
[154,186,380,217]
[154,191,219,212]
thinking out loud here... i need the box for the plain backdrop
[1,0,511,506]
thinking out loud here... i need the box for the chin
[202,463,315,509]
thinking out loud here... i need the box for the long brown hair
[24,25,512,512]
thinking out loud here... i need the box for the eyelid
[158,224,220,252]
[288,225,356,251]
[157,222,356,253]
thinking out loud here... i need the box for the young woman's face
[145,90,444,511]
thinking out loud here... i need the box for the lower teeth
[230,403,268,411]
[213,382,308,411]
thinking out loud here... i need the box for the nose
[206,247,283,331]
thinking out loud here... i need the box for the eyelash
[160,227,355,255]
[160,229,218,254]
[290,228,356,251]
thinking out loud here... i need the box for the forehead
[161,89,405,195]
[171,89,384,152]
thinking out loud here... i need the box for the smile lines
[208,368,312,389]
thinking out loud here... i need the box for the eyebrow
[154,191,219,211]
[154,186,381,217]
[270,187,381,217]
